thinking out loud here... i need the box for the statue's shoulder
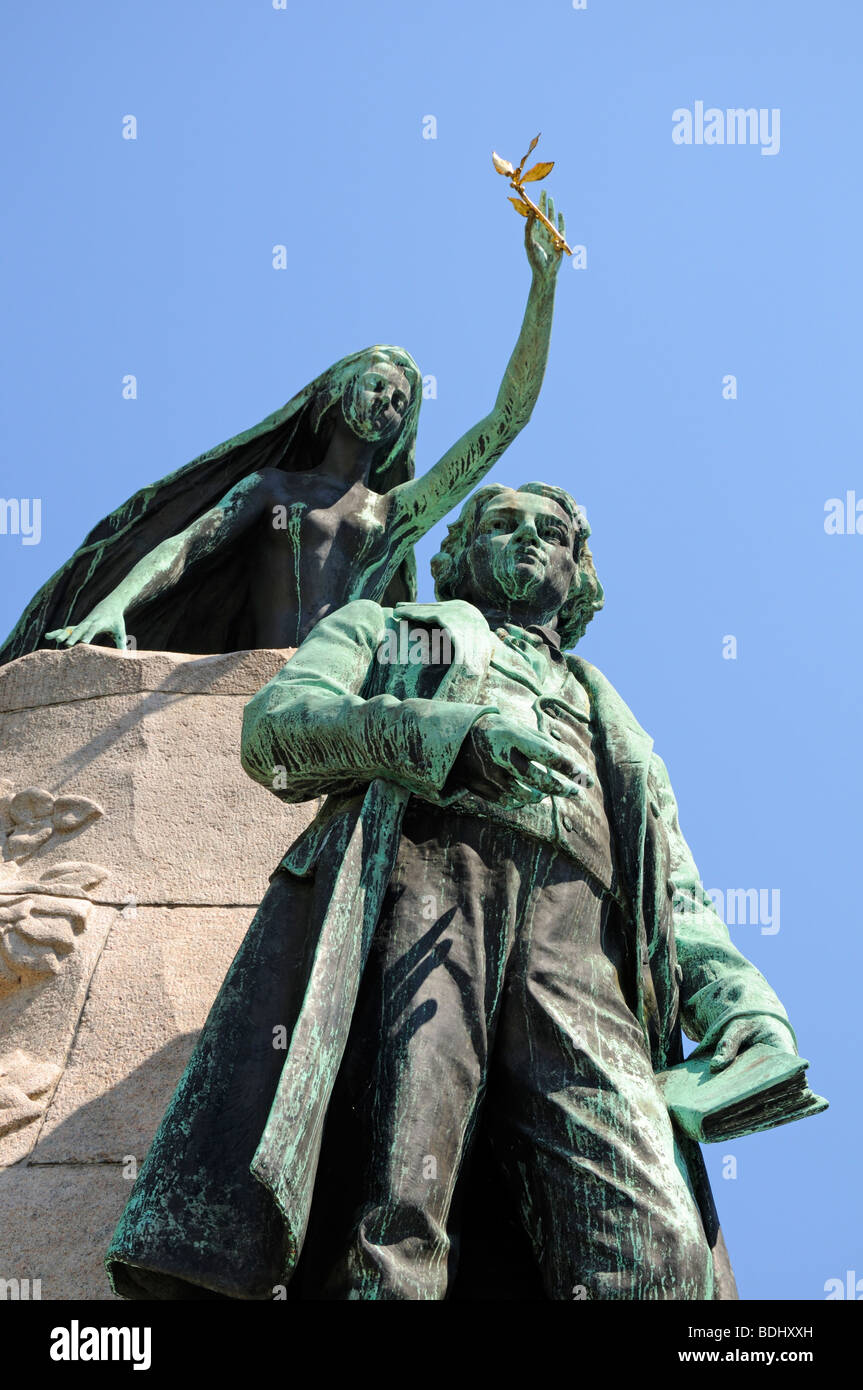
[565,653,654,748]
[565,651,610,691]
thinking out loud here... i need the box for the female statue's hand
[525,190,566,283]
[46,598,128,652]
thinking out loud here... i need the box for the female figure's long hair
[1,346,423,662]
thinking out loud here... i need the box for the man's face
[462,490,578,620]
[342,357,411,443]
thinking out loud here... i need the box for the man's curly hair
[431,482,604,649]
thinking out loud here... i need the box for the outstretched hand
[525,190,566,282]
[46,598,128,652]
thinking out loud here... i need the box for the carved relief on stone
[0,886,99,984]
[0,1048,62,1137]
[0,779,104,865]
[0,778,110,1136]
[0,778,109,992]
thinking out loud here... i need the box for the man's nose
[512,519,540,542]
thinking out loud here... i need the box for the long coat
[106,599,797,1300]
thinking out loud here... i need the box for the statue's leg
[486,853,714,1301]
[301,806,541,1301]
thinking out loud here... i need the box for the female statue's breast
[303,488,388,554]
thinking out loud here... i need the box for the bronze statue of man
[106,481,802,1301]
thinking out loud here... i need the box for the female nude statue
[0,195,567,663]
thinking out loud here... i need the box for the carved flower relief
[0,1048,62,1138]
[0,779,109,989]
[0,778,102,863]
[0,782,112,1135]
[0,884,95,981]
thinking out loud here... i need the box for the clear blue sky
[2,1,859,1300]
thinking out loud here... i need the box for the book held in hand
[655,1042,828,1143]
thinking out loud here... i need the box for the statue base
[0,644,313,1299]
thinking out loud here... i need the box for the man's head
[431,483,604,647]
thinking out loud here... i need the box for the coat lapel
[567,656,654,880]
[567,654,654,1032]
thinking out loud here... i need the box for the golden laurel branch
[491,133,573,256]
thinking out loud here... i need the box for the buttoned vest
[445,622,618,897]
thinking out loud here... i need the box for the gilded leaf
[518,133,541,169]
[521,161,554,183]
[492,152,514,176]
[508,197,531,217]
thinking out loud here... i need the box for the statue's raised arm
[386,192,566,550]
[1,189,567,661]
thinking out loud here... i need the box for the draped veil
[0,346,422,664]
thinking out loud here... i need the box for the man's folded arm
[241,599,497,803]
[649,754,797,1054]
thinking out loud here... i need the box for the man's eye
[392,393,406,412]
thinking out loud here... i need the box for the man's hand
[448,713,593,809]
[710,1016,798,1073]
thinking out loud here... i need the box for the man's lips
[513,544,545,564]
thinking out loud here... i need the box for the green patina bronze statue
[105,481,818,1301]
[0,194,567,663]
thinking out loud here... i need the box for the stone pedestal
[0,645,315,1300]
